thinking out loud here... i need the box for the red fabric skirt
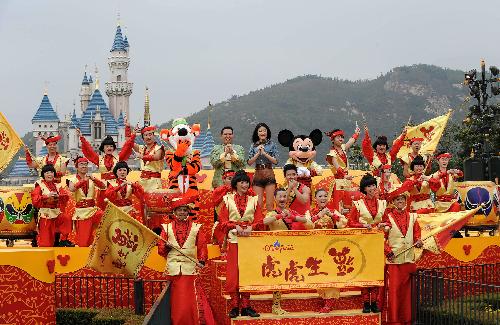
[169,275,215,325]
[386,263,416,324]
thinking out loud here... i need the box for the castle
[31,22,133,158]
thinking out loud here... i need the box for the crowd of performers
[24,118,465,325]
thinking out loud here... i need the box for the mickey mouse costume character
[277,129,323,189]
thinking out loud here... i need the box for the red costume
[430,170,463,212]
[216,192,263,310]
[362,131,405,176]
[286,183,310,216]
[348,196,387,305]
[266,207,308,230]
[382,208,421,325]
[104,179,145,222]
[31,180,69,247]
[157,216,215,325]
[403,174,439,214]
[67,174,106,247]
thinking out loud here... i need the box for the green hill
[160,64,468,163]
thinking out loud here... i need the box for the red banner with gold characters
[237,229,384,292]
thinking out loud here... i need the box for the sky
[1,0,500,135]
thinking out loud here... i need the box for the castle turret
[31,91,60,155]
[105,22,133,120]
[79,68,91,113]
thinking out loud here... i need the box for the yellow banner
[0,187,36,234]
[237,229,385,292]
[87,201,158,276]
[0,112,24,173]
[397,111,451,159]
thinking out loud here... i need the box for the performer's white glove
[297,167,310,177]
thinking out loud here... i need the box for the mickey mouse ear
[278,129,294,147]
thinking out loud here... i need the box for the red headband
[75,157,89,165]
[44,135,61,144]
[436,153,452,159]
[326,130,344,139]
[382,165,392,170]
[141,126,156,134]
[223,171,235,178]
[410,137,424,144]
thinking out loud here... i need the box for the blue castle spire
[82,71,89,85]
[111,24,127,52]
[32,94,59,122]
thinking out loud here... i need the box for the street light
[463,59,500,181]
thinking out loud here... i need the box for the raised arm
[389,129,407,161]
[79,133,100,166]
[361,127,374,164]
[24,146,39,169]
[118,133,137,161]
[344,126,361,151]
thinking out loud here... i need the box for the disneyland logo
[263,240,295,253]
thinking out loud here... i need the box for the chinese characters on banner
[238,229,385,292]
[86,202,158,276]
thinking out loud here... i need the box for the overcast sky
[1,0,499,135]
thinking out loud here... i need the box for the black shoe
[241,307,260,317]
[228,307,239,318]
[370,302,380,313]
[362,301,371,313]
[58,240,75,247]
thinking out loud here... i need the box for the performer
[163,119,202,194]
[133,126,165,192]
[66,157,106,247]
[215,170,262,318]
[78,128,137,181]
[325,126,360,180]
[383,189,423,325]
[430,151,463,212]
[25,134,69,183]
[400,137,431,178]
[263,188,310,315]
[377,165,401,201]
[211,170,235,245]
[283,164,311,216]
[404,155,437,214]
[325,126,361,210]
[348,174,387,313]
[310,188,347,230]
[309,188,347,312]
[210,126,246,188]
[31,164,69,247]
[247,123,279,211]
[362,125,407,176]
[157,194,215,325]
[104,161,145,221]
[277,129,323,189]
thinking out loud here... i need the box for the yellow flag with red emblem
[87,201,159,276]
[397,110,452,160]
[0,112,24,173]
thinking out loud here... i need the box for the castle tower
[105,22,133,120]
[144,87,150,127]
[31,90,60,155]
[79,67,91,113]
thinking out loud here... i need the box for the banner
[397,110,451,160]
[237,229,385,292]
[0,186,36,234]
[0,112,24,173]
[415,207,480,260]
[87,201,158,276]
[455,181,499,226]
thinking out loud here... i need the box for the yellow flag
[397,110,452,160]
[0,112,24,173]
[87,201,159,276]
[414,207,480,260]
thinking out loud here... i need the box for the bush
[56,309,99,325]
[56,308,145,325]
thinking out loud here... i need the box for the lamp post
[463,59,500,181]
